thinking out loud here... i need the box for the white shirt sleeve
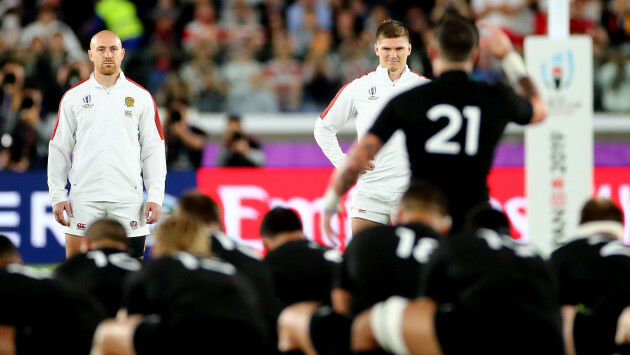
[314,83,356,169]
[47,94,76,206]
[138,94,166,206]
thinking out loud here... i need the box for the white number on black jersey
[395,227,439,264]
[478,228,537,258]
[87,250,142,272]
[426,104,481,156]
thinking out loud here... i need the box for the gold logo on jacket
[125,97,135,107]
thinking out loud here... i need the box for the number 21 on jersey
[426,104,481,156]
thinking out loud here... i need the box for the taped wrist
[501,51,528,85]
[323,188,341,213]
[369,296,410,355]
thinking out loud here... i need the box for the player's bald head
[90,31,122,50]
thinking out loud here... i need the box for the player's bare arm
[351,297,442,354]
[322,134,383,239]
[478,21,547,124]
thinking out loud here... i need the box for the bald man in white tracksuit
[48,30,166,258]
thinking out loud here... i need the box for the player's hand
[478,21,513,59]
[360,161,375,174]
[145,202,162,224]
[53,201,72,226]
[322,201,346,247]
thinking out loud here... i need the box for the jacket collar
[375,65,410,83]
[571,221,624,241]
[89,70,126,88]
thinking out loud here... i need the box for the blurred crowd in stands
[1,0,630,172]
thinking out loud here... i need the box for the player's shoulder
[346,70,378,89]
[407,69,431,84]
[61,77,92,102]
[123,76,155,101]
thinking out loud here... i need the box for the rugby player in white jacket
[48,31,166,258]
[314,19,429,238]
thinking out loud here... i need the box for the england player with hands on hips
[48,30,166,258]
[315,19,430,239]
[322,14,547,235]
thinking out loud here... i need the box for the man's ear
[374,42,379,56]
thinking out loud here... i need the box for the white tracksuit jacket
[48,71,166,206]
[314,65,430,192]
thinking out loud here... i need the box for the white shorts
[349,188,404,225]
[63,201,150,237]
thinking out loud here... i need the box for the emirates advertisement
[198,167,630,251]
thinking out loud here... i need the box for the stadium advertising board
[2,167,630,263]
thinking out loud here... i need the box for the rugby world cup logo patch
[368,86,378,100]
[82,94,93,108]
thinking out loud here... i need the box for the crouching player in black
[54,218,142,317]
[91,214,269,354]
[0,235,106,355]
[549,198,630,354]
[278,181,451,354]
[352,207,564,355]
[261,207,342,308]
[175,190,282,354]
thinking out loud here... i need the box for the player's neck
[388,68,404,81]
[433,59,473,76]
[94,71,120,88]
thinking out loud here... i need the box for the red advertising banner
[198,167,630,251]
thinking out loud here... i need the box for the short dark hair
[0,234,19,260]
[85,219,127,245]
[464,203,511,235]
[400,179,449,216]
[580,198,623,224]
[177,190,222,226]
[376,18,409,42]
[434,13,479,62]
[260,207,303,238]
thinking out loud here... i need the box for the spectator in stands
[263,32,304,112]
[301,29,342,112]
[598,49,630,112]
[289,5,318,60]
[165,98,206,170]
[601,0,630,51]
[405,6,434,77]
[0,90,49,172]
[286,0,333,36]
[0,62,25,137]
[179,40,227,112]
[181,0,219,53]
[472,0,535,53]
[91,0,144,50]
[220,42,278,113]
[217,114,265,167]
[19,5,85,61]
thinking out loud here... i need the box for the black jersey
[421,229,563,354]
[124,251,268,353]
[264,239,341,307]
[0,264,106,354]
[369,70,533,231]
[210,232,282,354]
[337,223,440,316]
[54,247,142,317]
[549,234,630,354]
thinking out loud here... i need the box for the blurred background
[3,0,630,263]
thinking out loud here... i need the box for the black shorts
[309,306,352,355]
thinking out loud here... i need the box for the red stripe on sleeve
[319,71,373,120]
[126,78,165,140]
[410,70,431,80]
[50,78,90,140]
